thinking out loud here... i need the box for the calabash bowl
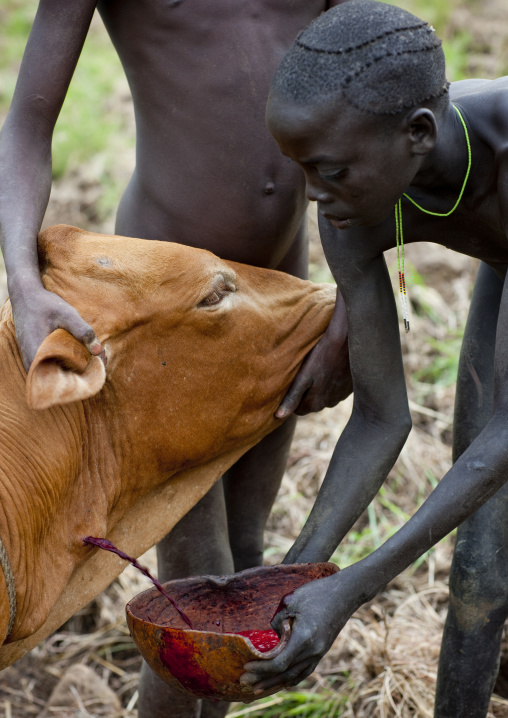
[126,562,339,703]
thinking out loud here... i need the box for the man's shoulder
[451,76,508,104]
[451,77,508,152]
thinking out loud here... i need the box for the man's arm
[242,217,508,691]
[285,217,411,562]
[239,218,411,688]
[0,0,101,369]
[246,269,508,691]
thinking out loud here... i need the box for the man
[243,3,508,716]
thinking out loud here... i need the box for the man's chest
[404,197,508,267]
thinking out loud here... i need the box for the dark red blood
[233,629,280,653]
[161,631,213,696]
[83,536,193,629]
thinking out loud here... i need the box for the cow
[0,224,336,668]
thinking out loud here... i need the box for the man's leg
[223,415,297,570]
[435,262,508,718]
[138,480,234,718]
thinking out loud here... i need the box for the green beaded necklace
[395,104,471,332]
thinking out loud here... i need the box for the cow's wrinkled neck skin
[0,310,121,643]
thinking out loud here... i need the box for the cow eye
[199,287,232,307]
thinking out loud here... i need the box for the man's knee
[230,541,264,572]
[449,539,508,628]
[156,480,234,581]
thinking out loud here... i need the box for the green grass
[230,690,348,718]
[413,333,462,387]
[0,1,34,70]
[387,0,474,80]
[0,1,132,219]
[52,25,128,179]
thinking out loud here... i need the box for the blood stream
[83,536,194,628]
[85,536,282,652]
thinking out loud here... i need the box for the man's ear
[26,329,106,410]
[403,108,437,155]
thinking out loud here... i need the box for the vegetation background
[0,0,507,715]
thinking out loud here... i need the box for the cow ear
[26,329,106,410]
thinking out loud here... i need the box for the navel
[263,182,275,195]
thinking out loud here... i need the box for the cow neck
[0,539,16,638]
[0,318,25,639]
[0,504,16,642]
[0,315,98,640]
[0,487,14,642]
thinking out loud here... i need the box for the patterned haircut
[271,0,449,116]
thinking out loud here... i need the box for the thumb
[270,591,295,632]
[59,310,102,356]
[276,374,313,419]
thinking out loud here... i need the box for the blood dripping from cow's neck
[83,537,281,650]
[83,536,193,628]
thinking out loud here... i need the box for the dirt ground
[1,1,508,716]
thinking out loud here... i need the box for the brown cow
[0,224,335,668]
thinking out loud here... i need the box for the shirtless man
[240,2,508,716]
[0,1,350,716]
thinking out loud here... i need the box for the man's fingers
[284,660,317,687]
[63,315,102,356]
[244,657,317,694]
[241,633,302,686]
[87,339,103,356]
[11,289,101,371]
[276,375,312,419]
[242,654,291,684]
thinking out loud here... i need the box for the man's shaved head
[270,0,449,116]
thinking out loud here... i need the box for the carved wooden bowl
[126,562,339,703]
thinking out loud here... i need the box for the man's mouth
[324,215,353,230]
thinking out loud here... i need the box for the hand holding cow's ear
[26,329,106,410]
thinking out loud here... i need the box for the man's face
[267,95,420,230]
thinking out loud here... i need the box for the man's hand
[240,565,365,693]
[276,290,351,418]
[276,328,351,419]
[11,285,102,371]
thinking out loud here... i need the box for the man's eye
[320,169,347,182]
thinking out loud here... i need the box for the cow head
[31,225,336,473]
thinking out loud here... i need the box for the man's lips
[323,215,353,230]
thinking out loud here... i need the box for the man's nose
[305,181,332,204]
